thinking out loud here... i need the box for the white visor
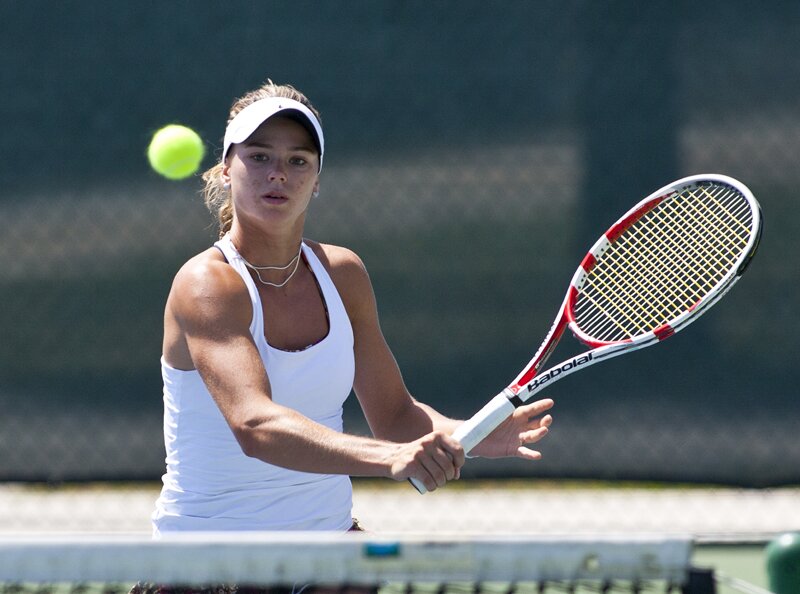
[222,97,324,171]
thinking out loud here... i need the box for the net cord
[0,534,694,586]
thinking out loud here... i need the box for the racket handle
[408,477,427,494]
[410,392,516,495]
[452,391,516,453]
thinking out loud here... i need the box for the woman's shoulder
[163,247,252,368]
[170,246,250,310]
[304,239,368,279]
[175,246,236,282]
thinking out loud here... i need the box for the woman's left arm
[328,244,553,460]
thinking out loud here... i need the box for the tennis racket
[411,173,762,494]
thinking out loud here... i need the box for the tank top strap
[299,242,349,334]
[213,234,264,339]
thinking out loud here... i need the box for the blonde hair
[201,80,322,238]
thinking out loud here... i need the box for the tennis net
[0,533,756,594]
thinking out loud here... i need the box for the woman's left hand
[470,398,554,460]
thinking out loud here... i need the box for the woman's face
[223,116,320,231]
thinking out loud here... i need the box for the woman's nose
[267,164,287,182]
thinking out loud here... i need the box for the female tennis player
[151,80,554,534]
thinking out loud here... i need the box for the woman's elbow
[230,418,270,459]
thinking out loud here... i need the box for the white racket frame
[411,174,761,493]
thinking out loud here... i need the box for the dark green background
[1,1,797,485]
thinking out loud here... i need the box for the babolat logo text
[527,353,594,391]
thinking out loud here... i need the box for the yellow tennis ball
[147,124,205,180]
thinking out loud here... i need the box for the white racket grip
[409,391,515,494]
[451,391,516,454]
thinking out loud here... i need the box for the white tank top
[152,235,356,534]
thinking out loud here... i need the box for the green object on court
[766,532,800,594]
[147,124,205,180]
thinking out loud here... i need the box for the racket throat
[511,350,597,404]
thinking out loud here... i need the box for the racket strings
[574,183,754,342]
[582,185,752,338]
[622,193,744,301]
[582,188,748,337]
[578,201,723,336]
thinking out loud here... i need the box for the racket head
[565,174,762,348]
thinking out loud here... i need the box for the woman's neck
[228,220,304,267]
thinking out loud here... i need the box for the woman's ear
[222,163,231,189]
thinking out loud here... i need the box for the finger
[418,442,459,488]
[515,446,543,461]
[519,425,550,445]
[410,450,442,492]
[433,445,460,482]
[520,398,554,417]
[416,461,440,492]
[439,435,466,468]
[522,411,554,430]
[421,453,454,488]
[537,414,554,428]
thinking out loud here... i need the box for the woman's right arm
[163,252,463,491]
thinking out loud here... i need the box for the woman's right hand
[389,430,465,492]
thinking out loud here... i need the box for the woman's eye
[290,157,308,166]
[251,153,268,162]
